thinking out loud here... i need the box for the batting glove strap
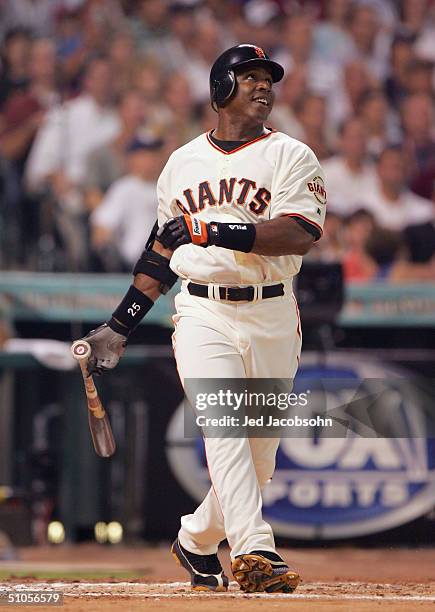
[209,222,256,253]
[111,285,154,333]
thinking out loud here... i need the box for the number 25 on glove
[157,215,210,250]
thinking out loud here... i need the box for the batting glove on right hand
[81,323,127,376]
[157,215,210,250]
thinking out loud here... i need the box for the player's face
[230,66,274,122]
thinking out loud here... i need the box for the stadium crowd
[0,0,434,282]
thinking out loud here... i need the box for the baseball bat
[70,340,116,458]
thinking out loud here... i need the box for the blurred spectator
[84,88,147,211]
[56,2,123,90]
[322,117,377,216]
[359,146,434,231]
[404,181,435,263]
[366,225,435,282]
[313,0,354,65]
[398,0,435,62]
[54,6,87,89]
[356,89,400,157]
[130,0,169,51]
[328,60,379,129]
[269,66,306,139]
[107,30,138,99]
[149,71,199,145]
[82,0,127,36]
[149,2,197,72]
[347,4,390,80]
[276,12,341,98]
[0,0,60,39]
[239,1,283,53]
[405,58,435,97]
[0,28,31,109]
[0,0,432,280]
[26,57,118,193]
[404,216,435,264]
[401,93,435,200]
[0,38,59,169]
[132,57,164,107]
[342,209,378,281]
[90,137,163,271]
[25,57,119,269]
[185,18,224,104]
[384,35,415,107]
[295,93,333,160]
[0,38,59,267]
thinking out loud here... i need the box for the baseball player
[80,44,326,593]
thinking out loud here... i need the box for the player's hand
[81,323,127,376]
[157,215,210,250]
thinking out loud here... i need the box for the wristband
[208,222,256,253]
[111,285,154,333]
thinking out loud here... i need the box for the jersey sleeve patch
[307,175,327,207]
[270,143,327,233]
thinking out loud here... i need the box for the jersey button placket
[220,154,230,176]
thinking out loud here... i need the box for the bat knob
[71,340,91,361]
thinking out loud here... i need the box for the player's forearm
[251,217,314,256]
[81,242,175,375]
[158,214,315,257]
[110,239,176,335]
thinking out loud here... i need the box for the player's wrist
[107,317,130,337]
[111,285,154,334]
[208,222,256,253]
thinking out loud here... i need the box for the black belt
[187,282,284,302]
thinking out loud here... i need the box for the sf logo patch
[254,46,266,58]
[307,176,327,206]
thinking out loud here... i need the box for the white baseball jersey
[157,129,327,285]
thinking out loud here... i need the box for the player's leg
[231,291,301,592]
[238,291,300,487]
[173,291,277,558]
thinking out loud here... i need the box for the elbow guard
[133,250,178,295]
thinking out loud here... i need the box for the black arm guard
[133,250,178,294]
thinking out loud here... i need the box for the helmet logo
[254,46,266,58]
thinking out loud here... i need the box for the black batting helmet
[210,44,284,111]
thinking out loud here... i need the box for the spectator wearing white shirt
[90,137,163,272]
[25,57,119,269]
[26,57,119,196]
[360,146,434,231]
[322,117,377,216]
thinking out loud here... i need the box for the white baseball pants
[172,280,301,559]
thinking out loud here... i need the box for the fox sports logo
[165,352,435,539]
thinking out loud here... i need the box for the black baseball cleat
[232,550,300,593]
[171,538,229,592]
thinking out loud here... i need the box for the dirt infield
[1,545,434,611]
